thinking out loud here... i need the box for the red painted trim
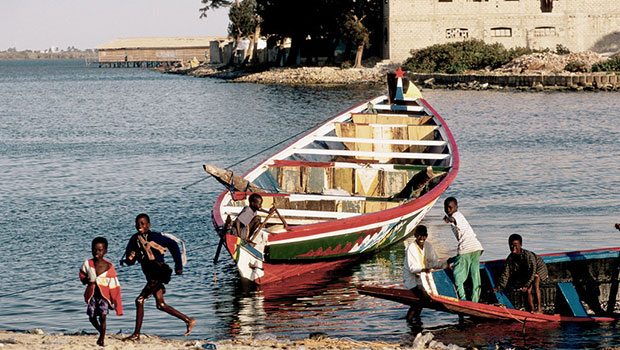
[432,295,616,323]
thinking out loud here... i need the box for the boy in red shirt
[79,237,123,346]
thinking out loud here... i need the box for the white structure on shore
[384,0,620,62]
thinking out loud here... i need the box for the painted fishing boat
[358,246,620,323]
[206,68,459,284]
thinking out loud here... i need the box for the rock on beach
[0,330,463,350]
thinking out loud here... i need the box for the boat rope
[181,122,320,190]
[498,303,525,324]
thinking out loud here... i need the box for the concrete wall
[98,47,210,63]
[387,0,620,62]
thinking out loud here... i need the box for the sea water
[0,60,619,349]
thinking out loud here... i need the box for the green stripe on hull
[266,213,421,261]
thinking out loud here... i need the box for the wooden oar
[273,208,289,229]
[249,207,278,242]
[213,215,232,264]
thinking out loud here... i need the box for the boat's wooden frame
[208,71,460,284]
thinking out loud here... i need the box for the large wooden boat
[358,246,620,323]
[207,68,459,284]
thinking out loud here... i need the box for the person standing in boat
[233,193,275,242]
[403,225,446,323]
[443,196,484,302]
[495,234,548,313]
[122,213,195,340]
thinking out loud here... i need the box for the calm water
[1,60,619,349]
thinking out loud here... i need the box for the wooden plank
[374,104,425,112]
[354,168,382,196]
[306,166,327,194]
[221,206,360,219]
[351,113,432,125]
[382,170,409,197]
[292,148,450,160]
[312,136,447,146]
[557,282,588,317]
[482,266,515,308]
[333,167,354,194]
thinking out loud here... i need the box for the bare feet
[123,333,140,341]
[96,338,104,346]
[184,318,196,336]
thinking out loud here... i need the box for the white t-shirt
[449,211,484,255]
[403,241,443,291]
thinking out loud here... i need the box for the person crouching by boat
[233,193,275,242]
[79,237,123,347]
[122,213,195,341]
[403,225,446,323]
[495,234,548,313]
[443,196,485,302]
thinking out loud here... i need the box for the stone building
[96,37,226,66]
[384,0,620,62]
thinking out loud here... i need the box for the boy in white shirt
[444,196,484,302]
[403,225,446,323]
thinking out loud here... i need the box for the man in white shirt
[444,196,484,302]
[403,225,446,323]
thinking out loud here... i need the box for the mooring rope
[181,121,321,190]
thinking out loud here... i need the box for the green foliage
[564,60,589,73]
[555,44,571,55]
[591,55,620,72]
[342,14,370,48]
[228,0,258,39]
[402,40,532,74]
[199,0,233,19]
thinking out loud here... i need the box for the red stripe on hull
[258,259,356,285]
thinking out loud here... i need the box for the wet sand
[0,330,447,350]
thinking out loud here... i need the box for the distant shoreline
[0,51,96,60]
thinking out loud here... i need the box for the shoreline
[0,329,455,350]
[161,64,619,92]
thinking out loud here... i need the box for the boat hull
[210,73,459,285]
[358,247,620,323]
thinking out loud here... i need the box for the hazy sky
[1,0,230,51]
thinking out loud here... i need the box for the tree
[342,14,370,68]
[199,0,233,18]
[228,0,261,63]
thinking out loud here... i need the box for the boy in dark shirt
[495,234,548,313]
[122,213,195,340]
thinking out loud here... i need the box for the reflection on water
[1,60,619,349]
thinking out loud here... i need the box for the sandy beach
[0,330,454,350]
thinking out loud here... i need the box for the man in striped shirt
[495,233,548,313]
[444,196,485,302]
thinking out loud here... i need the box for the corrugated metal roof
[97,36,229,50]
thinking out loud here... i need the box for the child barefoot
[122,214,195,341]
[79,237,123,346]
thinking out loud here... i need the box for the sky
[1,0,230,51]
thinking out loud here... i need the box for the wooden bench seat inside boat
[350,112,433,125]
[334,122,438,158]
[266,161,446,198]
